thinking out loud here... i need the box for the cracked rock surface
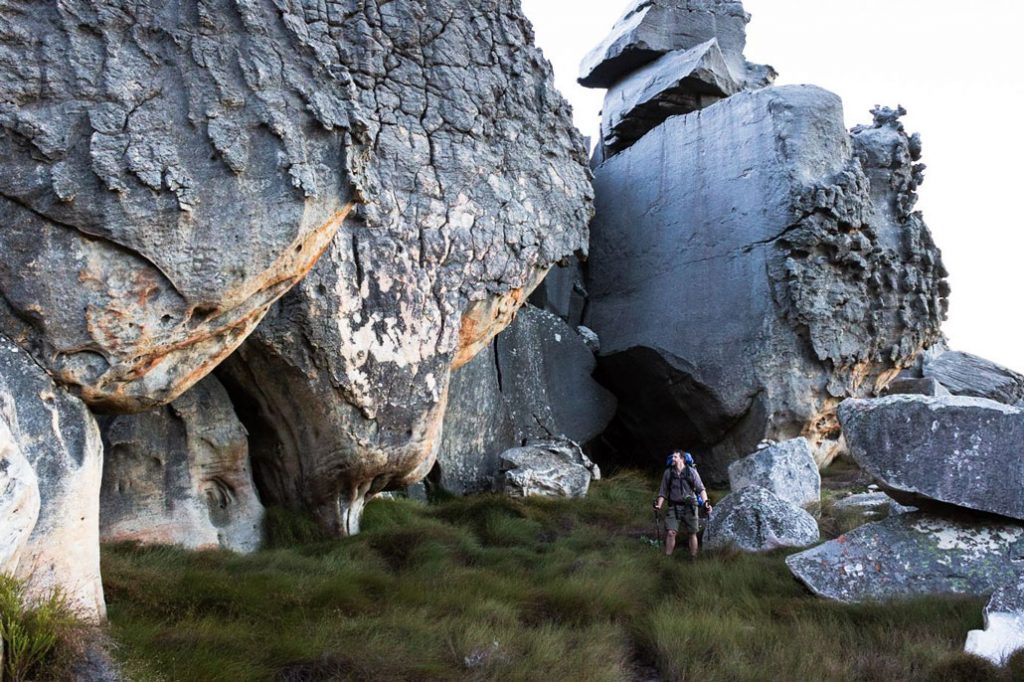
[215,2,592,535]
[704,485,819,553]
[100,375,263,553]
[586,87,947,483]
[0,334,104,621]
[922,350,1024,405]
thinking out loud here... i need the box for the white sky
[521,0,1024,372]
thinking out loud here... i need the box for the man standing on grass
[654,452,712,558]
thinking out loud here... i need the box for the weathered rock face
[786,513,1024,603]
[0,335,104,621]
[0,416,40,571]
[434,306,616,495]
[100,375,263,553]
[498,441,600,499]
[586,87,947,483]
[727,438,820,508]
[0,0,370,412]
[704,486,819,552]
[839,396,1024,521]
[922,351,1024,405]
[578,0,775,89]
[880,377,950,398]
[965,573,1024,665]
[216,3,593,535]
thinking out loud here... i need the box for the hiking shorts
[665,501,699,535]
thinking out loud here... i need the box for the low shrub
[0,574,81,682]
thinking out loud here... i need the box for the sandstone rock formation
[100,375,263,552]
[786,513,1024,603]
[727,438,820,508]
[433,306,615,495]
[0,416,40,571]
[704,486,818,552]
[840,395,1024,521]
[922,351,1024,405]
[216,2,593,535]
[965,573,1024,665]
[498,441,600,499]
[585,87,947,483]
[0,335,104,621]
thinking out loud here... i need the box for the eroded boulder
[704,486,819,552]
[216,3,592,535]
[586,87,947,483]
[0,335,104,621]
[839,395,1024,520]
[786,513,1024,603]
[0,416,40,571]
[727,437,820,507]
[100,375,263,553]
[923,351,1024,405]
[965,573,1024,665]
[498,441,600,499]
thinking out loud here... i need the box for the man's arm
[654,469,670,509]
[691,469,713,513]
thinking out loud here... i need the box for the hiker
[653,451,712,557]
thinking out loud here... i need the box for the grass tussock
[0,574,88,682]
[104,471,993,681]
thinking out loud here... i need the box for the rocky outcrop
[498,441,600,499]
[0,416,40,571]
[922,351,1024,405]
[965,573,1024,665]
[839,396,1024,521]
[216,3,592,536]
[0,335,104,621]
[786,513,1024,603]
[433,306,616,495]
[100,375,263,553]
[727,438,820,507]
[586,85,947,483]
[704,486,819,552]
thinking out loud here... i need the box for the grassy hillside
[100,472,1012,681]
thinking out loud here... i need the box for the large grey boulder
[578,0,775,90]
[600,39,741,154]
[965,573,1024,665]
[704,486,819,552]
[585,87,947,483]
[786,513,1024,603]
[215,3,592,536]
[923,351,1024,405]
[0,416,40,571]
[839,395,1024,520]
[498,441,600,499]
[434,305,616,495]
[0,335,104,621]
[727,437,820,507]
[100,375,263,553]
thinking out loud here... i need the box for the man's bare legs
[664,530,677,556]
[688,533,698,557]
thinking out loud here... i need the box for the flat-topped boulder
[923,351,1024,405]
[727,437,820,507]
[704,486,819,552]
[839,395,1024,520]
[786,513,1024,603]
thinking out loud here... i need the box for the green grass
[102,472,997,681]
[0,574,84,682]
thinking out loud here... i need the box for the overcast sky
[521,0,1024,372]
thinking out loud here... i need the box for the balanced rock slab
[499,441,600,499]
[100,375,263,553]
[704,486,819,552]
[923,351,1024,405]
[215,2,592,536]
[839,395,1024,520]
[0,335,104,621]
[586,88,947,483]
[727,437,820,507]
[965,573,1024,665]
[786,513,1024,603]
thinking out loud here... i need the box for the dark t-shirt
[657,466,706,505]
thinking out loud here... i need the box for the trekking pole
[652,505,664,549]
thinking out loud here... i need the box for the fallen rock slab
[704,486,819,552]
[499,441,600,498]
[923,351,1024,405]
[727,437,820,507]
[965,573,1024,665]
[839,395,1024,521]
[786,513,1024,602]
